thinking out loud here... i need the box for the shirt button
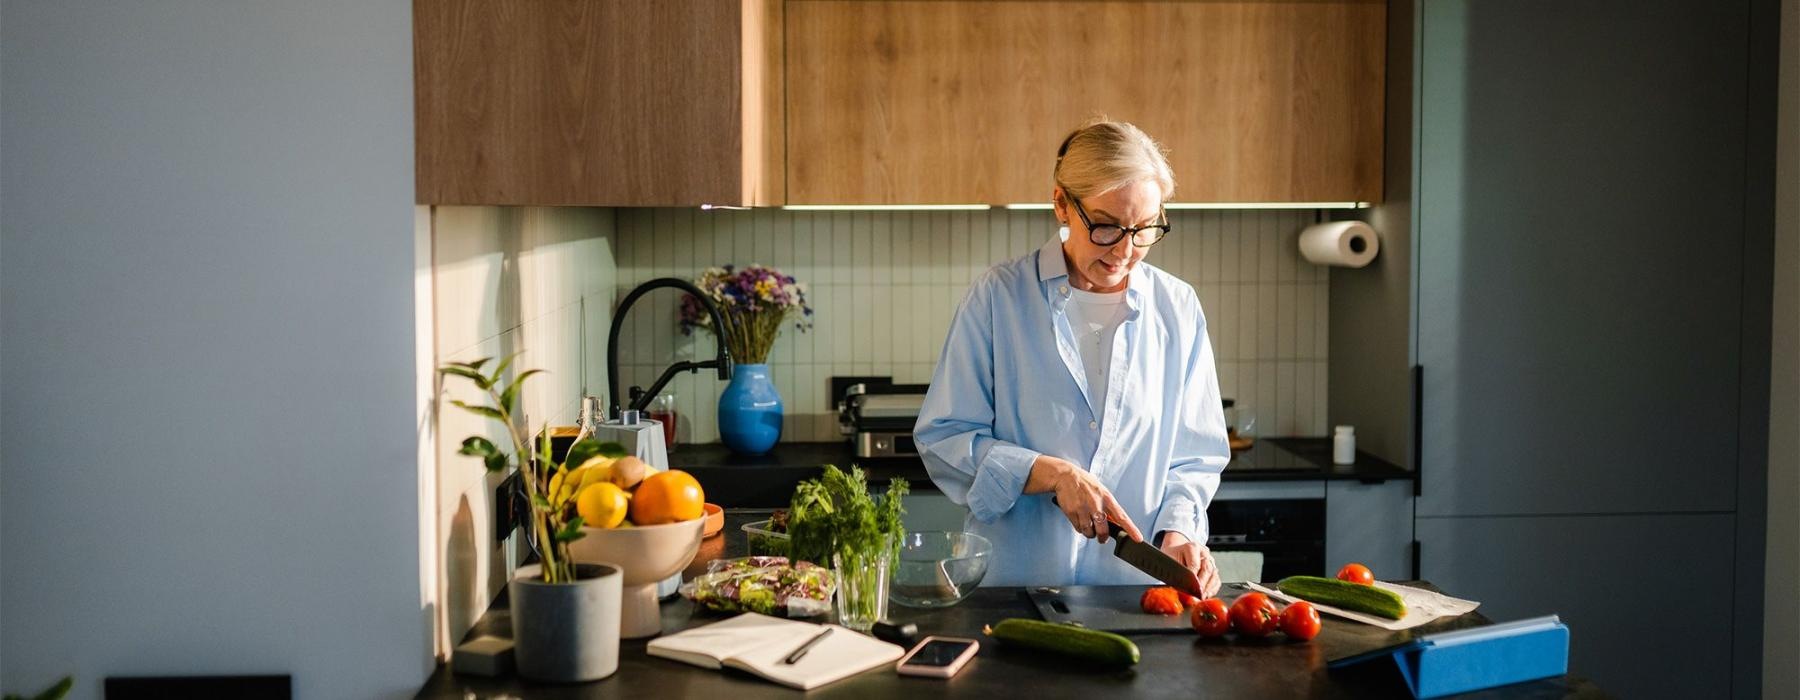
[1089,421,1098,429]
[1060,285,1069,295]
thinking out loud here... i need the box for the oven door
[1204,497,1325,581]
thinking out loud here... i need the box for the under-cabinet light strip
[1008,202,1369,210]
[779,204,992,211]
[722,202,1371,212]
[1164,202,1369,210]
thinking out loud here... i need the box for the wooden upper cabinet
[785,1,1386,205]
[415,0,784,206]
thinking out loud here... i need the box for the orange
[629,470,705,525]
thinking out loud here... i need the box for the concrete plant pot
[509,562,622,683]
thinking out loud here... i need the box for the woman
[913,121,1229,593]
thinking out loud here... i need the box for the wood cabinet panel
[415,0,782,206]
[786,1,1385,205]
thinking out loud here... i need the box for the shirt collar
[1036,237,1150,309]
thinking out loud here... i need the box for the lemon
[576,482,630,529]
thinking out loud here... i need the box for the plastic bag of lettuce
[681,556,836,617]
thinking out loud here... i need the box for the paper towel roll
[1298,220,1380,268]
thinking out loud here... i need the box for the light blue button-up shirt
[914,237,1231,587]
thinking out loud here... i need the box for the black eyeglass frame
[1063,191,1172,248]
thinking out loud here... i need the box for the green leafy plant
[786,465,908,567]
[4,676,71,700]
[439,356,625,583]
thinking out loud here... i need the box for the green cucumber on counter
[1276,576,1408,620]
[984,618,1140,667]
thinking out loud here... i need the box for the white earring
[1058,225,1070,242]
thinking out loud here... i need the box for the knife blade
[1107,521,1205,599]
[1048,496,1205,598]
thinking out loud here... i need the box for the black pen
[782,627,833,665]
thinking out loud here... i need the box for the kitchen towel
[1298,220,1380,268]
[1247,581,1480,631]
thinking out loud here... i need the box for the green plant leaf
[437,364,492,389]
[562,439,605,469]
[454,357,493,372]
[487,352,519,388]
[595,441,629,458]
[555,516,586,542]
[21,677,71,700]
[483,452,509,473]
[500,369,545,414]
[457,436,498,457]
[450,400,505,421]
[531,494,554,512]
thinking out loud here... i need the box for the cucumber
[984,618,1140,667]
[1276,576,1408,620]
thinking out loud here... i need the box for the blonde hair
[1053,119,1176,201]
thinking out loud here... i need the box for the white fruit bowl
[567,517,703,638]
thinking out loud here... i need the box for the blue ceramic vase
[717,363,782,455]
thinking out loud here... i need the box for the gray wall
[1329,0,1417,470]
[0,2,427,698]
[1767,0,1799,695]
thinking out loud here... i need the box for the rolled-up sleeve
[1153,293,1231,544]
[914,278,1041,523]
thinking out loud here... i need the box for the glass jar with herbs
[783,465,908,632]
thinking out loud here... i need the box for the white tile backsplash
[614,208,1331,443]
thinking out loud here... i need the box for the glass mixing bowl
[889,531,992,608]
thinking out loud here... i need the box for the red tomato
[1178,591,1201,609]
[1140,587,1184,616]
[1336,563,1375,586]
[1279,601,1322,641]
[1189,598,1231,637]
[1228,592,1280,637]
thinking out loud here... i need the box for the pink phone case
[895,636,979,678]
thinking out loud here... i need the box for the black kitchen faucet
[605,278,734,415]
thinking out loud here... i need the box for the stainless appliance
[837,382,928,458]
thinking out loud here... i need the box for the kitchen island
[417,513,1600,699]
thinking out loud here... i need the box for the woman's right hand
[1027,455,1144,544]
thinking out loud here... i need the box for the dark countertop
[676,437,1412,508]
[417,512,1600,699]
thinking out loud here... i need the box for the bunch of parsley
[786,464,909,567]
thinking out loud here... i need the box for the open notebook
[647,613,905,690]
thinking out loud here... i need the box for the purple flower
[675,263,815,360]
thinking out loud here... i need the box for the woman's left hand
[1159,531,1222,598]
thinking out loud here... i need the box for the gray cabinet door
[1416,0,1747,517]
[1325,480,1412,580]
[1415,513,1734,699]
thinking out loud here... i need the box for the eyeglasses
[1065,193,1170,247]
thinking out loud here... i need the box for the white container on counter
[1333,425,1356,465]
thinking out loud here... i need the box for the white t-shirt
[1065,287,1129,423]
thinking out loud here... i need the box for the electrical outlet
[494,470,524,542]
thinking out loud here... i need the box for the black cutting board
[1026,585,1203,633]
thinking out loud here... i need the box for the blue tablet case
[1328,616,1569,699]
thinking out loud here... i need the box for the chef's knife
[1049,496,1205,598]
[1107,521,1206,599]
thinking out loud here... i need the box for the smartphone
[895,636,979,678]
